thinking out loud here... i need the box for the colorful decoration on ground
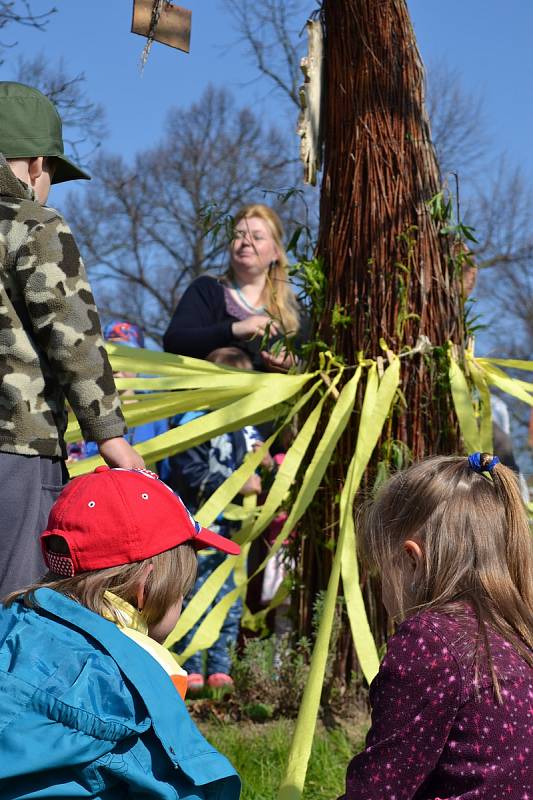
[67,342,532,800]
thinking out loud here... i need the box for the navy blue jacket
[163,275,309,371]
[167,411,250,531]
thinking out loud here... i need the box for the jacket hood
[0,152,35,201]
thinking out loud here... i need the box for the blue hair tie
[468,452,500,474]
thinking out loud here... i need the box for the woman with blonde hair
[164,203,305,371]
[341,452,533,800]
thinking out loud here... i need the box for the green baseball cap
[0,82,91,184]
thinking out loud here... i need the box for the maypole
[298,0,464,649]
[67,7,531,796]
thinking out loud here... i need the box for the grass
[197,716,368,800]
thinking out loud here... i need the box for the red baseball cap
[41,466,240,577]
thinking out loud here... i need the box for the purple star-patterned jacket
[342,608,533,800]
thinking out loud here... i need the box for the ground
[196,714,369,800]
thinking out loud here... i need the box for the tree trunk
[297,0,464,661]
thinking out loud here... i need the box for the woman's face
[230,216,280,279]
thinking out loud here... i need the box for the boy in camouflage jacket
[0,82,144,596]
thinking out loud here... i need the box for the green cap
[0,82,91,184]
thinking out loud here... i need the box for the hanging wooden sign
[131,0,191,54]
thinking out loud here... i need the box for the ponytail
[487,461,533,651]
[359,453,533,700]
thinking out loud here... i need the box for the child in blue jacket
[168,346,269,693]
[0,466,241,800]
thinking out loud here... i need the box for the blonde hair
[228,204,300,335]
[359,455,533,696]
[4,538,197,629]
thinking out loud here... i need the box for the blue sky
[410,0,532,171]
[2,1,531,458]
[3,1,531,336]
[2,0,531,198]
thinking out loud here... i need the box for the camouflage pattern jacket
[0,155,126,457]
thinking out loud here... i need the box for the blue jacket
[0,589,241,799]
[167,412,258,527]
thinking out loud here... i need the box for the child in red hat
[0,467,241,799]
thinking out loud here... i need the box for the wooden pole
[297,0,464,660]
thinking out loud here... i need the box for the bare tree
[0,0,55,59]
[425,60,488,180]
[15,54,106,163]
[0,3,104,163]
[220,0,533,553]
[223,1,491,176]
[224,0,533,453]
[67,86,298,344]
[224,0,310,108]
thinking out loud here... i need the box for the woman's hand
[231,315,278,341]
[261,348,297,373]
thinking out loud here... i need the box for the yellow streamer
[467,358,493,452]
[278,484,347,800]
[341,359,399,684]
[182,366,358,665]
[65,388,244,443]
[68,372,313,477]
[107,342,267,375]
[166,378,334,651]
[476,362,533,407]
[449,354,480,452]
[175,498,256,662]
[172,368,358,658]
[169,506,256,660]
[165,380,323,648]
[477,357,533,373]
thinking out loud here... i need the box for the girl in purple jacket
[342,453,533,800]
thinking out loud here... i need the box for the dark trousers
[0,452,68,599]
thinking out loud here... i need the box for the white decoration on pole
[297,19,324,186]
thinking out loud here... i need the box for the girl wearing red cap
[0,467,241,799]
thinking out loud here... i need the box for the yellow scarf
[103,592,188,700]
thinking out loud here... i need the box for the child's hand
[261,348,297,373]
[240,473,262,496]
[98,437,145,469]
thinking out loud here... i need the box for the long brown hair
[4,537,197,629]
[359,455,533,697]
[227,203,300,335]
